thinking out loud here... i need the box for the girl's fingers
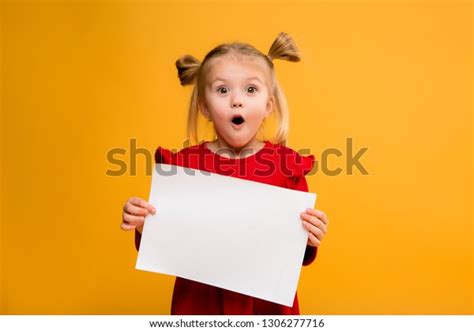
[306,208,329,225]
[302,220,325,241]
[124,202,149,216]
[129,197,156,215]
[308,232,321,247]
[121,223,136,231]
[300,213,328,234]
[123,214,145,226]
[121,197,156,232]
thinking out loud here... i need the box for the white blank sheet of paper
[135,164,317,307]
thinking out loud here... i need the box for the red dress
[134,140,318,315]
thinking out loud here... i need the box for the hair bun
[175,55,201,86]
[267,32,301,62]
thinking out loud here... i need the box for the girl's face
[199,56,274,150]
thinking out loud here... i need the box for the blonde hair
[175,32,301,145]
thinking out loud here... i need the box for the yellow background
[1,0,472,314]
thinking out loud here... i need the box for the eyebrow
[209,76,263,85]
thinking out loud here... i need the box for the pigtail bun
[175,55,201,86]
[267,32,301,62]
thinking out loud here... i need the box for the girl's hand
[121,197,156,233]
[300,208,329,247]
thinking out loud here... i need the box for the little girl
[121,32,329,315]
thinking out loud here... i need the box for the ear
[265,95,275,118]
[198,97,211,120]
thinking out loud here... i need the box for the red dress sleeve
[285,150,318,267]
[134,147,173,251]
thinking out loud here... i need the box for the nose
[230,92,243,109]
[231,101,243,109]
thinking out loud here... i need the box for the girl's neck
[207,136,265,159]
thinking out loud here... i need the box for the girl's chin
[213,123,260,146]
[218,134,257,150]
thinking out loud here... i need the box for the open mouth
[231,115,245,125]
